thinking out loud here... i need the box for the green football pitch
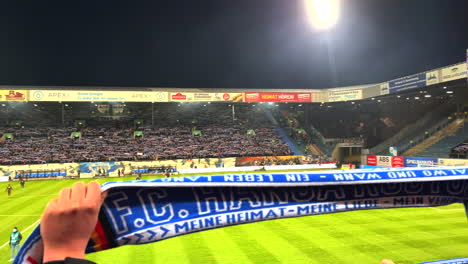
[1,175,467,264]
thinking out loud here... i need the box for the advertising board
[169,93,243,102]
[404,157,438,167]
[379,83,389,95]
[389,73,426,93]
[367,155,377,166]
[0,90,27,101]
[328,89,362,102]
[368,155,404,168]
[438,158,468,166]
[29,90,168,102]
[243,92,312,103]
[425,70,440,86]
[440,63,467,82]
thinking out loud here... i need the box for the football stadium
[1,1,468,264]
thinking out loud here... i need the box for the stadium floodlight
[305,0,340,31]
[446,91,454,94]
[424,94,431,98]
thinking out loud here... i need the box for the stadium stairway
[275,127,303,155]
[263,109,303,155]
[403,118,467,158]
[304,125,335,156]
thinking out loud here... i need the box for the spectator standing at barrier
[9,227,22,261]
[6,184,13,197]
[20,179,25,188]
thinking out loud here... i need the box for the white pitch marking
[0,215,40,217]
[430,207,464,212]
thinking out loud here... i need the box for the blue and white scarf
[15,167,468,264]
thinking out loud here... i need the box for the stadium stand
[278,89,457,153]
[451,140,468,158]
[415,119,468,158]
[0,104,294,165]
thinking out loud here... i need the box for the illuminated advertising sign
[0,90,27,101]
[29,90,168,102]
[243,92,312,103]
[379,83,389,95]
[389,73,427,93]
[169,93,243,102]
[328,89,362,102]
[425,70,440,86]
[440,63,467,82]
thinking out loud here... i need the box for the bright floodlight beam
[305,0,340,31]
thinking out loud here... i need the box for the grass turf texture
[0,174,467,264]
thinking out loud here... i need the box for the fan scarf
[14,167,468,264]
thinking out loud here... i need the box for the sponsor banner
[376,155,392,167]
[367,155,377,166]
[327,89,362,102]
[371,155,403,168]
[441,63,468,82]
[438,158,468,167]
[312,91,327,103]
[389,73,427,93]
[243,92,312,103]
[404,157,438,168]
[15,167,468,264]
[380,82,389,95]
[426,70,440,86]
[0,90,27,101]
[169,93,243,102]
[29,90,168,102]
[391,156,404,168]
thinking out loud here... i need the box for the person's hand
[40,181,106,262]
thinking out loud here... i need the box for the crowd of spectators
[0,125,292,165]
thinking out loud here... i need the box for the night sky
[1,0,467,89]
